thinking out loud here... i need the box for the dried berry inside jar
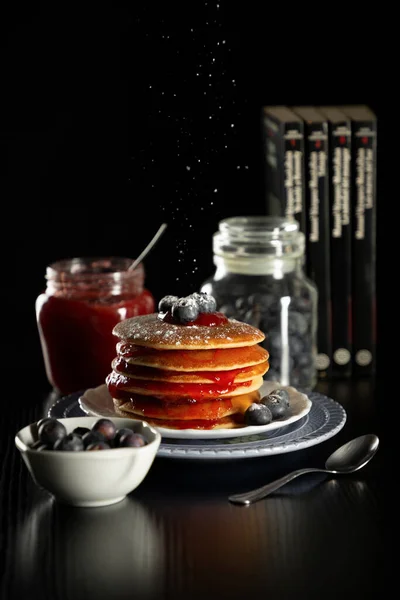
[201,217,318,390]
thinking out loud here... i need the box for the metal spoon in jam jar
[128,223,168,271]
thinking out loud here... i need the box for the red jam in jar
[35,257,155,395]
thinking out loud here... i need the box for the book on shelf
[292,106,332,378]
[318,106,352,377]
[262,105,306,233]
[340,104,377,377]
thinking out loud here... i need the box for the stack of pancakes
[106,313,269,430]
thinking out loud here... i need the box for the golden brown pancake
[112,313,265,350]
[111,356,269,383]
[113,397,236,420]
[107,370,263,399]
[112,391,260,421]
[116,342,269,371]
[113,403,246,430]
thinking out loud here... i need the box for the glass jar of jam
[35,257,155,395]
[200,216,318,391]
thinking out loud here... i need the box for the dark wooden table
[1,374,383,600]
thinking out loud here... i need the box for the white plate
[78,381,312,440]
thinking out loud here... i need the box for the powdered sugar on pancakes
[112,313,265,350]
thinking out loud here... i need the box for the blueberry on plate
[38,419,67,447]
[268,388,290,408]
[53,433,84,451]
[189,292,217,313]
[260,395,289,419]
[158,295,179,313]
[172,297,200,323]
[244,403,273,426]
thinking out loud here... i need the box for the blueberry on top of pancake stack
[106,292,269,430]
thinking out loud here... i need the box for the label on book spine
[329,122,352,376]
[331,130,351,239]
[354,138,374,240]
[304,122,331,375]
[284,126,305,232]
[308,139,327,242]
[262,109,306,234]
[351,121,377,375]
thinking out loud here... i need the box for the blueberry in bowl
[15,416,161,507]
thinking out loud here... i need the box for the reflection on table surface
[14,495,164,600]
[2,376,383,600]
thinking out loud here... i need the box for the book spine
[329,120,352,376]
[263,114,284,217]
[351,118,377,376]
[283,122,306,233]
[304,120,332,377]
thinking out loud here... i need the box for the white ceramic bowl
[15,416,161,507]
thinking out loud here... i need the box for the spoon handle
[229,467,328,505]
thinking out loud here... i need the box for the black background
[1,3,388,389]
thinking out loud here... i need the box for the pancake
[111,390,260,420]
[113,403,246,430]
[113,397,237,420]
[111,356,269,383]
[116,342,269,371]
[112,313,265,350]
[106,371,263,399]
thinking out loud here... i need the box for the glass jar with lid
[200,216,318,391]
[35,257,155,396]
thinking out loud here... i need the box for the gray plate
[48,391,346,460]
